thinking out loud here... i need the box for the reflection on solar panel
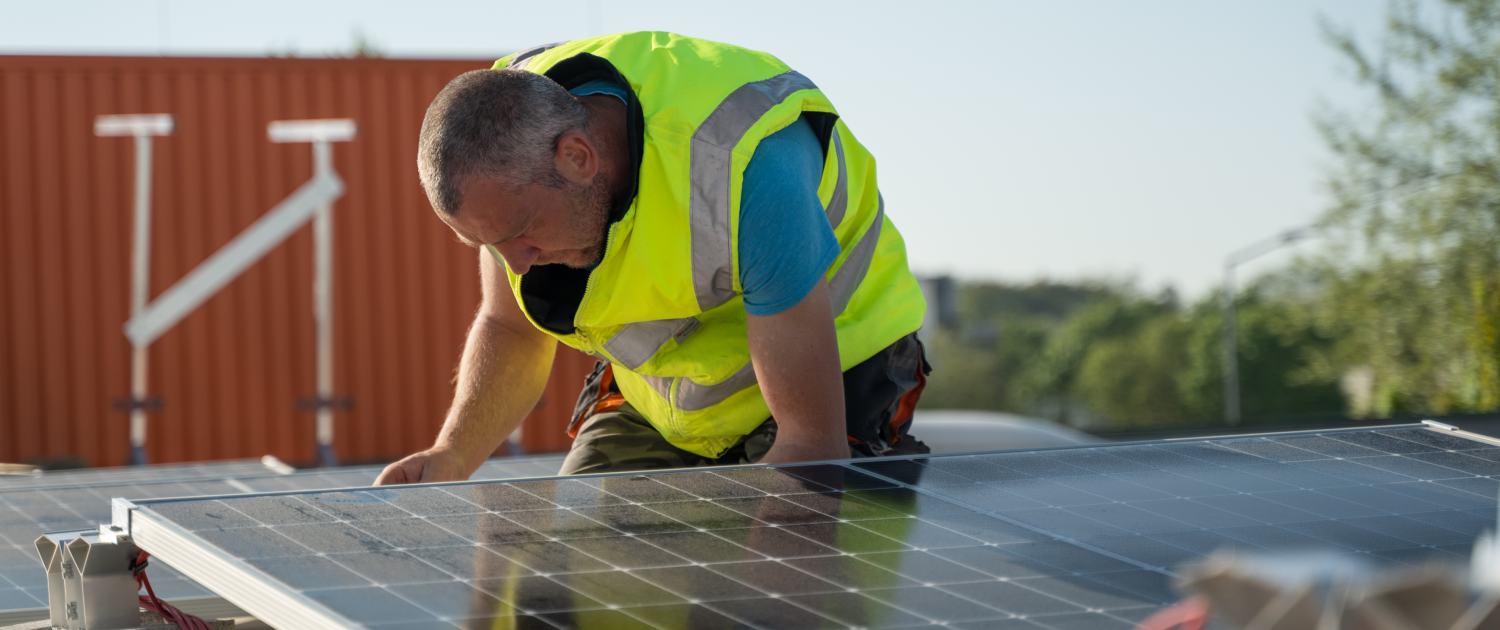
[114,425,1500,629]
[0,455,564,623]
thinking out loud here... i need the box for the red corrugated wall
[0,55,595,468]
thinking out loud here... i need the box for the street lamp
[1223,227,1314,425]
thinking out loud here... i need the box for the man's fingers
[371,451,466,486]
[374,459,418,486]
[372,465,403,486]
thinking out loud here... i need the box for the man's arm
[375,249,556,485]
[747,281,849,464]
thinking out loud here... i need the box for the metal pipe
[98,114,174,465]
[1222,263,1240,426]
[123,174,343,347]
[1222,227,1313,426]
[312,140,338,467]
[129,135,154,464]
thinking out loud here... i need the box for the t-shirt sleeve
[737,116,841,317]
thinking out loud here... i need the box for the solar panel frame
[110,423,1500,630]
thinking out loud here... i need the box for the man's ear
[554,132,599,184]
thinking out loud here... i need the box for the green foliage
[1071,309,1192,427]
[269,28,385,59]
[1178,287,1346,424]
[920,279,1344,430]
[339,28,385,59]
[960,280,1123,323]
[918,282,1075,413]
[1308,0,1500,416]
[1015,295,1180,427]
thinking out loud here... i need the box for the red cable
[134,551,215,630]
[1133,596,1210,630]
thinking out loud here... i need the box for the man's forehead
[447,181,535,245]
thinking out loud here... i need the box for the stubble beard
[560,172,615,270]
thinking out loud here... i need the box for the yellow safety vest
[493,32,926,458]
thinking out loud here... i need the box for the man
[377,32,930,485]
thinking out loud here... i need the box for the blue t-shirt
[571,80,839,316]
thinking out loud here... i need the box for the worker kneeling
[378,32,930,484]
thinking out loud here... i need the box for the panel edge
[129,508,359,630]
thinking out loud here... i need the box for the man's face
[442,173,611,275]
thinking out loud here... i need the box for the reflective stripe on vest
[690,70,820,313]
[602,316,700,370]
[827,130,848,229]
[637,194,885,411]
[829,192,884,317]
[506,42,567,70]
[602,123,851,371]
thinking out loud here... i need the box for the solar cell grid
[0,455,564,621]
[115,425,1500,630]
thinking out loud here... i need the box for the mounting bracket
[33,526,140,630]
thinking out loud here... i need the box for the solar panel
[0,455,565,624]
[0,460,274,490]
[112,424,1499,630]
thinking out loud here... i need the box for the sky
[1,0,1389,298]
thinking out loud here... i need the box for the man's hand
[375,446,472,485]
[747,281,849,464]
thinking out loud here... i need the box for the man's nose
[495,242,540,275]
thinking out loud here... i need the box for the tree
[919,281,1115,414]
[339,28,384,59]
[920,278,1346,431]
[1011,293,1183,428]
[1310,0,1500,416]
[1179,282,1346,425]
[1072,311,1193,428]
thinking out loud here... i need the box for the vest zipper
[573,221,620,357]
[574,220,689,436]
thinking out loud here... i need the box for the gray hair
[417,68,590,215]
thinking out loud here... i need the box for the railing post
[121,118,355,467]
[312,140,338,467]
[96,114,174,466]
[270,120,358,468]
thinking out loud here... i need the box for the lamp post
[1223,227,1314,425]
